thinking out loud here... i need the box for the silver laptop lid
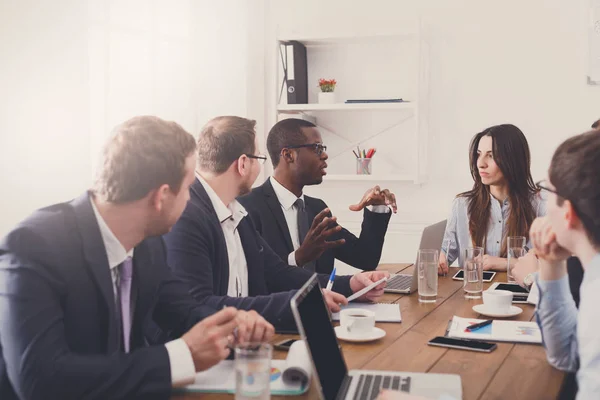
[409,219,447,288]
[290,274,348,400]
[414,219,447,265]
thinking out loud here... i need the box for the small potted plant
[318,78,337,104]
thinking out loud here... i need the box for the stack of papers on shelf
[345,98,406,103]
[447,316,542,344]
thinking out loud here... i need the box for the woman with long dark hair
[439,124,546,274]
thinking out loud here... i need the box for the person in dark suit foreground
[238,118,395,274]
[0,116,273,400]
[164,116,389,330]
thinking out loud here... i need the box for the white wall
[257,0,600,266]
[0,0,253,236]
[0,0,91,235]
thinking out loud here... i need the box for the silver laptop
[290,274,462,400]
[384,220,447,294]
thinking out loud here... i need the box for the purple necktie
[119,257,133,353]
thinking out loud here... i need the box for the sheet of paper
[447,316,542,344]
[181,341,310,395]
[332,303,402,322]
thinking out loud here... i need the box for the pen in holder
[356,158,372,175]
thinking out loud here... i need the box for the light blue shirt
[441,194,546,267]
[535,254,600,399]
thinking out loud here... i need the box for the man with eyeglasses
[512,119,600,400]
[527,128,600,400]
[238,118,396,274]
[163,116,389,331]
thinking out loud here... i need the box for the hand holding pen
[322,267,348,312]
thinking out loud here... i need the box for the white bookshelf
[277,102,414,112]
[277,33,416,47]
[275,23,428,184]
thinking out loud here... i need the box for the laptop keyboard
[385,274,412,290]
[351,374,411,400]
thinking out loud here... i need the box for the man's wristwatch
[523,273,535,290]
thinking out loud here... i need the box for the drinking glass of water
[464,247,484,299]
[235,343,272,400]
[507,236,527,283]
[418,249,439,303]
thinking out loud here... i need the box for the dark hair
[93,115,196,203]
[592,119,600,129]
[550,129,600,247]
[197,116,257,174]
[266,118,317,168]
[458,124,539,255]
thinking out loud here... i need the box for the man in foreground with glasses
[238,118,396,274]
[164,116,389,331]
[530,128,600,399]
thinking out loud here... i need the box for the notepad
[447,316,542,344]
[179,341,311,396]
[332,303,402,322]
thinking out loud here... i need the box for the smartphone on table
[428,336,497,353]
[488,282,530,303]
[452,270,496,282]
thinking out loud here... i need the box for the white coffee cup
[482,290,513,313]
[339,309,376,336]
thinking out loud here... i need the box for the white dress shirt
[197,175,249,297]
[90,198,195,386]
[269,176,390,266]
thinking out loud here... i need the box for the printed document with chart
[447,316,542,344]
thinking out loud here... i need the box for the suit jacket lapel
[191,179,230,295]
[71,192,120,352]
[261,180,295,252]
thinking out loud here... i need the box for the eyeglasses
[284,143,328,156]
[536,179,593,228]
[535,180,557,196]
[244,154,267,164]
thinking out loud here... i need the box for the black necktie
[295,198,315,272]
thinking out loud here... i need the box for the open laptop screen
[293,276,348,400]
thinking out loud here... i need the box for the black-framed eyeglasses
[244,154,267,165]
[535,180,557,196]
[284,143,327,156]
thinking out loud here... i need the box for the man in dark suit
[164,116,389,330]
[0,116,273,400]
[238,118,396,274]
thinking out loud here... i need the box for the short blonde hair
[93,116,196,203]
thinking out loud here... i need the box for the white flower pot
[318,92,336,104]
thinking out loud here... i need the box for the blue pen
[326,267,336,291]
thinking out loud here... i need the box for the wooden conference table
[172,263,564,400]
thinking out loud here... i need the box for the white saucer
[472,304,523,318]
[334,326,386,343]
